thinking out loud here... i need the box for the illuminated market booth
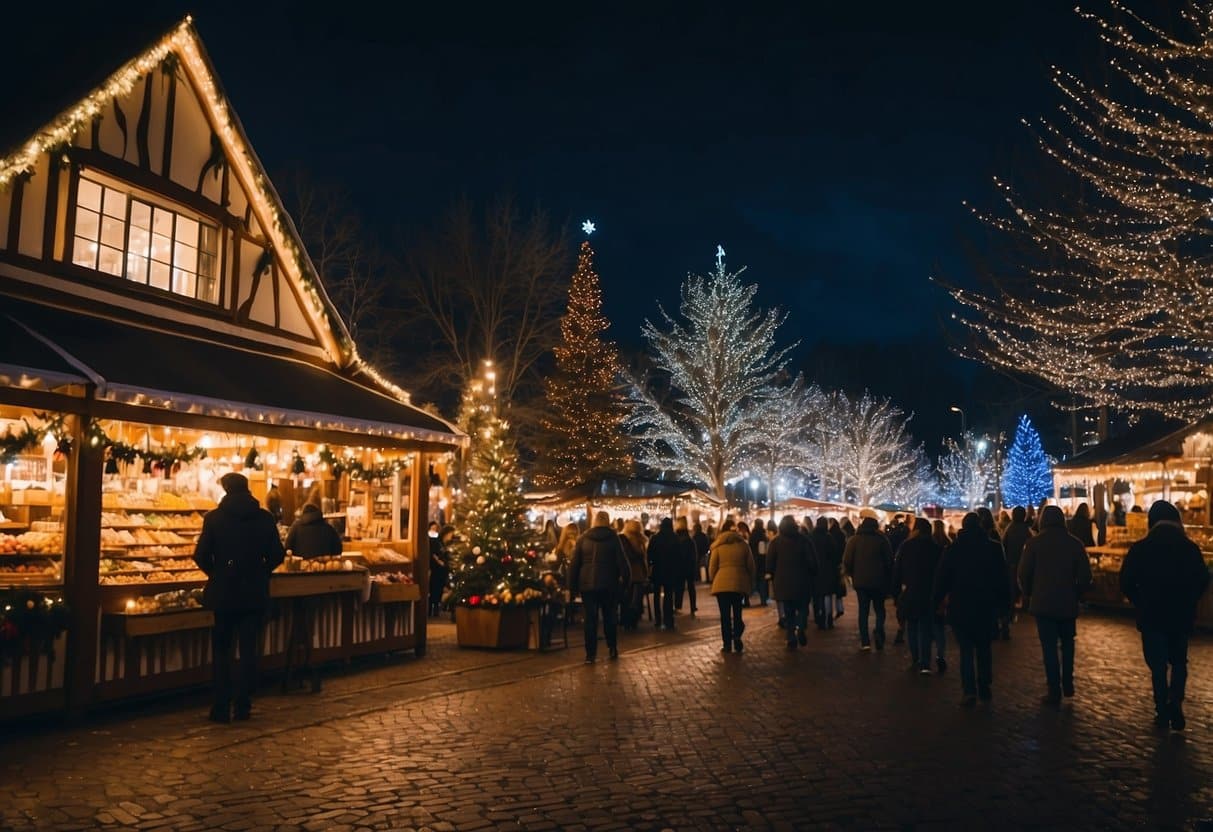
[0,20,463,718]
[529,475,724,528]
[1053,421,1213,625]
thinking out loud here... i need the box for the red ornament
[502,555,513,564]
[0,620,18,641]
[468,595,481,607]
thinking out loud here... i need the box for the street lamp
[949,405,967,441]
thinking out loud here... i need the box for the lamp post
[949,405,967,444]
[749,477,760,518]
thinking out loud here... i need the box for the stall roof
[3,297,462,448]
[0,314,92,391]
[531,475,724,507]
[1054,418,1195,473]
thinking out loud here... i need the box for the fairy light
[945,2,1213,420]
[532,240,630,488]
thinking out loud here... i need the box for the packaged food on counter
[124,588,205,614]
[370,570,415,584]
[361,547,410,565]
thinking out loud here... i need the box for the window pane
[176,216,198,248]
[77,178,103,212]
[151,233,172,264]
[152,207,173,237]
[100,216,125,249]
[130,200,151,231]
[149,260,170,291]
[196,274,217,304]
[199,224,218,255]
[173,241,197,270]
[98,246,123,276]
[197,251,215,280]
[72,237,97,269]
[74,207,100,242]
[126,253,148,284]
[173,268,196,298]
[102,188,126,219]
[127,227,150,257]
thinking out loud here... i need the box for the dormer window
[71,173,219,304]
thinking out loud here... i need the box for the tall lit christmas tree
[446,361,547,608]
[947,3,1213,419]
[533,231,629,487]
[1002,415,1053,509]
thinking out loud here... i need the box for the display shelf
[0,551,63,558]
[102,609,214,637]
[369,582,420,603]
[271,571,365,598]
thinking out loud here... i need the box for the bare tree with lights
[937,433,995,509]
[748,376,826,519]
[627,250,793,499]
[947,2,1213,419]
[888,443,938,511]
[833,391,918,507]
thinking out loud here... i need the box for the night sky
[2,1,1113,453]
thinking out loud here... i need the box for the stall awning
[0,314,93,392]
[2,298,462,448]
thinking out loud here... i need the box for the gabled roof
[0,18,456,440]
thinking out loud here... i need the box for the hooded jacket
[1120,501,1210,634]
[766,516,816,602]
[811,522,843,597]
[285,504,343,558]
[193,490,285,612]
[647,519,683,586]
[569,525,631,595]
[843,517,894,594]
[1017,506,1092,619]
[709,530,755,596]
[892,531,942,618]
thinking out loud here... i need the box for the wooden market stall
[529,475,725,528]
[0,20,465,719]
[1053,421,1213,625]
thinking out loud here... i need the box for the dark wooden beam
[161,70,177,178]
[41,160,61,262]
[63,409,103,716]
[7,175,24,254]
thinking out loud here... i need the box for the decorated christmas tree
[446,361,550,608]
[1002,414,1053,509]
[533,235,629,488]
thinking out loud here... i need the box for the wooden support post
[64,410,103,716]
[412,453,430,657]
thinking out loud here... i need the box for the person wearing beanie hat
[193,470,285,723]
[1017,505,1092,705]
[1120,499,1210,730]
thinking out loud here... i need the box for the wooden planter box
[369,582,421,603]
[455,606,529,649]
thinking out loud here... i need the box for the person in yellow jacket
[710,528,756,653]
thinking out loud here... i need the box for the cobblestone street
[2,602,1211,831]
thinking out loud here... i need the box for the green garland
[0,590,70,663]
[316,445,410,482]
[0,413,68,464]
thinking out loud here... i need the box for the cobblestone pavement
[2,598,1211,831]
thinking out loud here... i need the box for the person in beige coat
[710,529,756,653]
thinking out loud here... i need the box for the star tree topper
[581,219,596,236]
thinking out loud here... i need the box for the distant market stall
[529,475,724,526]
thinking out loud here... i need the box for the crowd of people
[533,499,1209,731]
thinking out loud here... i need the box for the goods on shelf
[124,588,204,614]
[100,569,206,585]
[276,555,357,573]
[0,530,63,554]
[0,560,58,577]
[370,571,414,585]
[362,547,410,565]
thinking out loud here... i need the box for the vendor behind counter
[286,503,343,558]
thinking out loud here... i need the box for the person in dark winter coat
[569,511,631,663]
[977,507,1012,639]
[193,473,285,722]
[619,520,649,630]
[811,517,840,628]
[933,513,1009,706]
[286,503,342,558]
[749,523,771,606]
[674,517,699,615]
[1018,505,1092,704]
[766,515,817,648]
[426,525,455,616]
[693,523,710,582]
[1001,506,1033,614]
[828,518,848,618]
[647,517,682,630]
[843,517,894,651]
[892,517,943,674]
[1067,503,1096,548]
[1120,500,1212,730]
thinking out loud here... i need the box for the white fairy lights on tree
[937,433,995,509]
[947,1,1213,419]
[748,376,826,517]
[833,391,918,507]
[627,251,793,499]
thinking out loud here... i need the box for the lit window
[72,174,219,304]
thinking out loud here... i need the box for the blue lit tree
[1002,415,1052,508]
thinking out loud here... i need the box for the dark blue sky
[3,1,1121,449]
